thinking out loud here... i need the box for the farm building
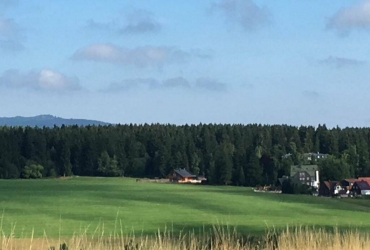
[168,169,206,184]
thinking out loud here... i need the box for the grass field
[0,177,370,238]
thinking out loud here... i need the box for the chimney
[316,170,319,183]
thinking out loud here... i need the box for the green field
[0,177,370,238]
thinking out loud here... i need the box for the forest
[0,123,369,186]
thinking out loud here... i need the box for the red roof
[358,177,370,183]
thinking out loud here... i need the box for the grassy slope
[0,177,370,237]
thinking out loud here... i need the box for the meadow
[0,177,370,239]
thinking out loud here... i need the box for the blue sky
[0,0,369,127]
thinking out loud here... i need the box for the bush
[22,164,44,179]
[282,179,312,194]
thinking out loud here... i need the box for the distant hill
[0,115,110,127]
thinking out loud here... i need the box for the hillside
[0,115,110,127]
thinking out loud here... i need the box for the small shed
[168,169,206,184]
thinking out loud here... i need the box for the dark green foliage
[318,155,350,181]
[0,124,369,185]
[97,151,121,177]
[281,179,311,194]
[22,164,43,179]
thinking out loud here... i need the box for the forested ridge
[0,124,369,185]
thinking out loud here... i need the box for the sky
[0,0,369,127]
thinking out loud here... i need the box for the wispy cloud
[71,43,208,68]
[120,9,161,34]
[103,78,160,92]
[302,90,320,99]
[163,77,191,89]
[85,19,116,32]
[195,78,228,92]
[0,39,23,52]
[0,15,24,52]
[211,0,270,31]
[319,56,366,68]
[85,9,161,35]
[0,0,18,9]
[0,69,81,91]
[327,0,370,35]
[102,77,227,92]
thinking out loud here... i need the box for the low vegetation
[0,177,370,238]
[0,226,369,250]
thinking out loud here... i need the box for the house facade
[319,181,346,196]
[290,165,320,189]
[351,180,370,196]
[303,152,328,162]
[168,169,206,184]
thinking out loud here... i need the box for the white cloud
[71,43,200,67]
[319,56,366,68]
[327,0,370,34]
[212,0,270,31]
[0,69,81,91]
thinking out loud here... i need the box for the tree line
[0,124,369,185]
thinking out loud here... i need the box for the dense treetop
[0,124,368,185]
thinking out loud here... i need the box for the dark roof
[291,165,319,178]
[322,181,331,190]
[354,180,370,190]
[174,168,195,178]
[342,178,358,183]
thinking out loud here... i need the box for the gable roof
[322,181,341,190]
[354,180,370,190]
[174,168,195,178]
[291,165,319,178]
[358,177,370,183]
[322,181,331,190]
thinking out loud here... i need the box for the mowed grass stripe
[0,177,369,237]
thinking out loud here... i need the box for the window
[306,177,309,180]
